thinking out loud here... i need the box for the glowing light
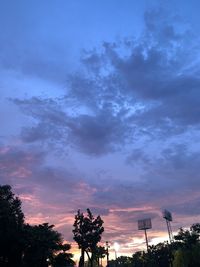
[114,242,120,252]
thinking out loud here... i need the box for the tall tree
[0,184,25,267]
[73,209,104,267]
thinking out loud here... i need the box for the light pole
[163,210,173,243]
[46,258,50,267]
[106,241,110,267]
[138,218,152,252]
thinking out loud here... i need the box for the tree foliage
[130,224,200,267]
[0,185,25,267]
[23,223,68,267]
[109,256,133,267]
[73,209,104,267]
[94,245,107,267]
[0,184,74,267]
[173,224,200,267]
[52,244,74,267]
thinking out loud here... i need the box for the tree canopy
[129,224,200,267]
[0,185,25,267]
[0,184,74,267]
[73,209,104,267]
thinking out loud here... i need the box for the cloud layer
[1,3,200,257]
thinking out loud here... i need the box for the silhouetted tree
[132,251,145,267]
[109,256,133,267]
[173,224,200,267]
[0,184,74,267]
[22,223,66,267]
[94,246,107,267]
[52,244,75,267]
[148,242,173,267]
[132,242,175,267]
[53,252,74,267]
[0,184,25,267]
[174,224,200,248]
[131,224,200,267]
[73,209,104,267]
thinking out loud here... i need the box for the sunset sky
[1,0,200,261]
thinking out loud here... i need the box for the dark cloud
[89,143,200,218]
[12,97,69,149]
[113,210,159,224]
[67,112,130,155]
[167,197,200,217]
[12,8,200,158]
[13,96,131,155]
[152,144,200,188]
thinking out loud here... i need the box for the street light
[106,241,110,267]
[46,258,50,267]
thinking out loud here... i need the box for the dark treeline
[0,185,75,267]
[71,204,200,267]
[1,184,200,267]
[108,224,200,267]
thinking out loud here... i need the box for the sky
[1,0,200,261]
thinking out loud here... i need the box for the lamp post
[106,241,110,267]
[46,258,50,267]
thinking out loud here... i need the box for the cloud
[67,112,130,155]
[126,149,151,165]
[0,144,95,230]
[7,8,200,238]
[2,5,200,252]
[13,96,131,155]
[0,145,44,184]
[11,7,200,158]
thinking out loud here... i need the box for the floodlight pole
[169,221,173,241]
[138,218,152,253]
[144,229,149,252]
[163,210,173,243]
[166,219,173,243]
[165,219,173,267]
[166,219,171,243]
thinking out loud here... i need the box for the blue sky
[1,0,200,258]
